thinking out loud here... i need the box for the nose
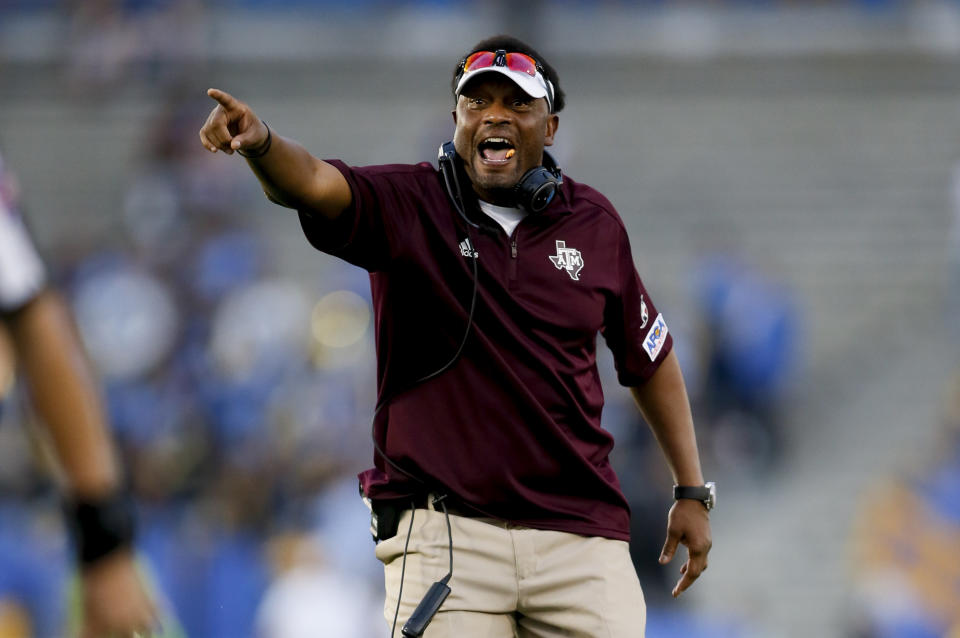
[483,99,513,125]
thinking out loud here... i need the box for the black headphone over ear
[438,142,469,224]
[514,153,563,214]
[438,142,563,215]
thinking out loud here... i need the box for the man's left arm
[630,349,712,598]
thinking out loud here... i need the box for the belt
[411,493,481,518]
[370,493,481,542]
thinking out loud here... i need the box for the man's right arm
[199,88,352,221]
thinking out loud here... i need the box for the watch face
[705,481,717,510]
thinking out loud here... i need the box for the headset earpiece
[439,142,563,215]
[438,141,457,173]
[438,141,457,194]
[438,141,476,228]
[513,150,563,214]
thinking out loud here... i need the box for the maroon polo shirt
[299,160,673,541]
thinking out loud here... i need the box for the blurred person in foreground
[0,153,157,637]
[199,34,712,637]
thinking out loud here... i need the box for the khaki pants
[375,506,646,638]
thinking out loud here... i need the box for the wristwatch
[673,482,716,511]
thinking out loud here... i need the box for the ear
[544,114,559,147]
[451,109,458,125]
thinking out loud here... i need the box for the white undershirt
[478,200,527,236]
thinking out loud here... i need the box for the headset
[438,140,563,215]
[372,143,562,637]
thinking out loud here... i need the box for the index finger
[672,553,707,597]
[207,88,240,112]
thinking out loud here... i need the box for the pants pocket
[375,510,414,565]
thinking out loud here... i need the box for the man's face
[453,75,559,205]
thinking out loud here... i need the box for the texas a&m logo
[548,240,584,281]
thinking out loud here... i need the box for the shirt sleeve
[0,197,47,314]
[602,224,673,386]
[297,161,418,272]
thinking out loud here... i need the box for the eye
[512,97,533,109]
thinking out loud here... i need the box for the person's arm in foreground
[630,349,712,598]
[198,88,352,219]
[7,290,156,638]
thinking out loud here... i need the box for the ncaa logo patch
[548,240,584,281]
[643,313,668,361]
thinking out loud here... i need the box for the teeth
[505,149,516,159]
[485,137,508,144]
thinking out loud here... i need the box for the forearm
[9,291,119,498]
[637,351,713,597]
[199,89,353,219]
[245,132,352,219]
[630,350,704,486]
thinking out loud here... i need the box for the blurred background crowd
[0,1,959,637]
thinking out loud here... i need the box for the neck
[472,185,517,208]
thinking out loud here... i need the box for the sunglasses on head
[460,50,543,78]
[456,49,554,112]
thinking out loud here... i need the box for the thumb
[660,530,680,564]
[230,120,268,151]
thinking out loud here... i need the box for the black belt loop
[430,493,448,511]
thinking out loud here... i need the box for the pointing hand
[198,88,269,156]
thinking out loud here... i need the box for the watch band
[673,482,716,510]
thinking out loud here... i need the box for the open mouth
[477,137,516,165]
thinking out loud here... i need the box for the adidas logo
[459,238,479,259]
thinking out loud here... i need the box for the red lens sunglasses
[460,50,542,78]
[456,48,554,112]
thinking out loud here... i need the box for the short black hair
[452,34,566,114]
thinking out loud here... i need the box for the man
[0,153,157,637]
[199,35,713,637]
